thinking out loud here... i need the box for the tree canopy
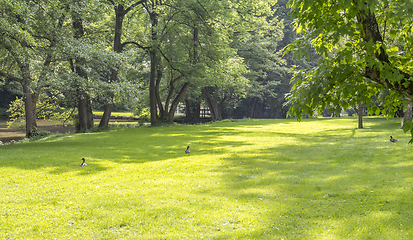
[285,0,413,140]
[1,0,330,137]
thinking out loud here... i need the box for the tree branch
[125,0,146,14]
[121,41,150,50]
[357,7,413,98]
[0,70,23,83]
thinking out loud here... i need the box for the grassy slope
[1,118,412,239]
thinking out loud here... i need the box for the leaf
[389,29,398,39]
[390,46,399,52]
[402,121,413,133]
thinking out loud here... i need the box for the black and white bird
[185,146,190,153]
[390,136,398,143]
[80,158,87,166]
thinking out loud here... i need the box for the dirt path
[0,120,74,143]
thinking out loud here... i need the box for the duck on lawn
[185,146,190,153]
[390,136,398,143]
[80,158,87,166]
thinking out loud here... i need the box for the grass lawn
[1,117,413,239]
[93,111,136,117]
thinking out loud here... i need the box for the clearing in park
[0,118,412,239]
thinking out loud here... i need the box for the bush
[7,94,75,128]
[28,130,52,141]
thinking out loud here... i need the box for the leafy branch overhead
[285,0,413,139]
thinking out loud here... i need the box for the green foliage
[135,107,150,126]
[28,130,52,142]
[229,11,288,118]
[402,120,413,144]
[285,0,413,140]
[6,97,25,128]
[7,94,75,128]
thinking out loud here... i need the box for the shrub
[7,94,75,128]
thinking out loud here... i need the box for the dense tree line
[3,0,411,140]
[1,0,302,137]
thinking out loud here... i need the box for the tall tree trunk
[100,3,126,128]
[183,26,201,124]
[31,86,42,121]
[77,93,88,132]
[250,98,258,118]
[358,102,363,129]
[149,5,159,126]
[167,82,191,123]
[72,7,94,132]
[402,97,413,127]
[99,94,113,128]
[185,98,201,123]
[203,86,221,121]
[149,49,158,125]
[155,59,164,121]
[18,58,37,137]
[22,81,37,137]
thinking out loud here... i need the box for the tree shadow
[190,120,412,238]
[0,118,410,238]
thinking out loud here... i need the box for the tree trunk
[22,82,37,137]
[31,86,42,120]
[99,98,113,128]
[77,94,88,132]
[358,102,363,129]
[203,86,221,121]
[356,7,413,99]
[17,58,37,138]
[250,98,258,118]
[149,49,158,125]
[166,82,191,123]
[72,7,94,132]
[402,97,413,127]
[155,59,164,121]
[100,4,126,128]
[185,99,201,123]
[149,5,159,126]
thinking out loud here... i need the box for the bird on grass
[80,158,87,166]
[390,136,398,143]
[185,146,190,153]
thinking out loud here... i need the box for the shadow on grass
[0,117,411,238]
[0,121,262,175]
[193,119,412,238]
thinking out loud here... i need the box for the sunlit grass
[1,117,413,239]
[93,111,135,117]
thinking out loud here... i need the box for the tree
[201,57,248,121]
[69,0,95,132]
[0,0,63,137]
[99,0,145,128]
[230,16,286,119]
[285,0,413,139]
[182,0,279,122]
[128,0,277,125]
[49,0,123,132]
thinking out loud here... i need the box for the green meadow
[1,118,413,239]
